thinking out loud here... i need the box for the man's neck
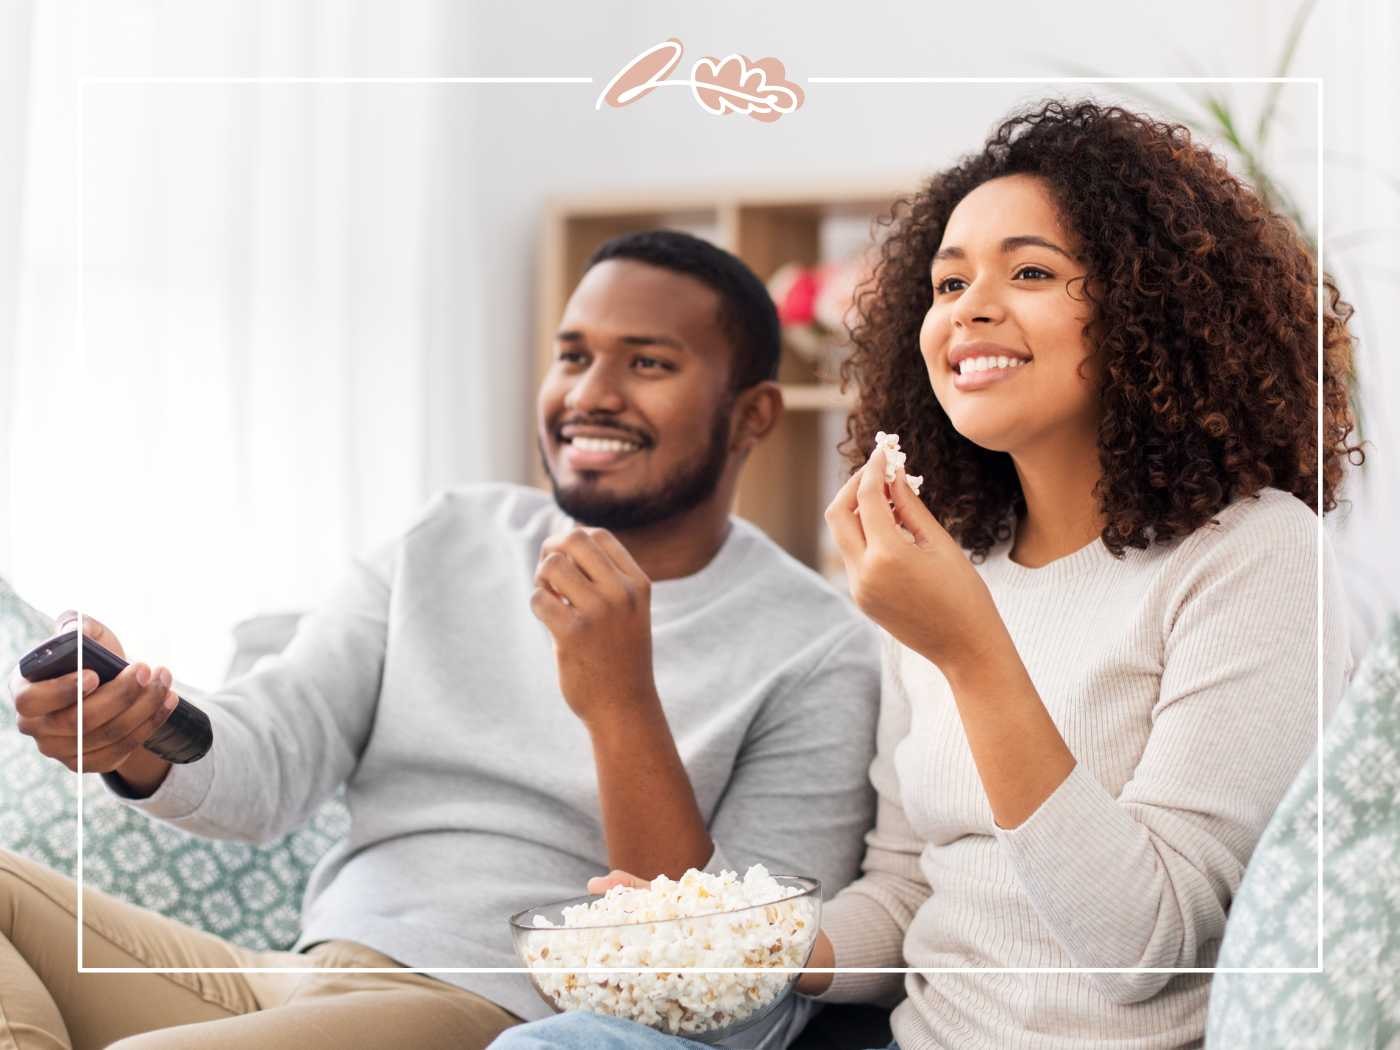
[611,499,733,582]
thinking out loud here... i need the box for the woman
[491,98,1360,1050]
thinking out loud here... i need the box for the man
[3,231,879,1050]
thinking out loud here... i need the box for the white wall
[1294,3,1400,652]
[73,0,1289,486]
[15,0,1386,678]
[450,0,1284,481]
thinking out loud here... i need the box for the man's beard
[541,405,732,532]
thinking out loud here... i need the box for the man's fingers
[84,666,171,741]
[536,551,600,613]
[79,674,177,757]
[555,531,630,601]
[586,529,648,586]
[529,584,573,632]
[54,610,125,660]
[13,670,98,719]
[28,672,176,774]
[14,664,158,734]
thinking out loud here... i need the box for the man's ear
[729,381,783,455]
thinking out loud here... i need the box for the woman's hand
[825,446,1009,678]
[796,930,835,996]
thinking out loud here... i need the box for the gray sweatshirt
[110,483,880,1038]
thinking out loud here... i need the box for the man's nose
[565,361,626,414]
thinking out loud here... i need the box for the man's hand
[530,526,659,731]
[6,613,175,793]
[530,528,713,879]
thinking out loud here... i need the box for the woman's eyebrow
[932,235,1077,265]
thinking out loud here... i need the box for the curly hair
[841,98,1363,559]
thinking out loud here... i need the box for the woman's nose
[952,278,1005,328]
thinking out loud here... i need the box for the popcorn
[519,865,818,1037]
[874,432,923,495]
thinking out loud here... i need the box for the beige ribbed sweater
[812,487,1352,1050]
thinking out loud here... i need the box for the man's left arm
[531,525,712,879]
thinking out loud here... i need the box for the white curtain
[1306,3,1400,662]
[2,0,485,684]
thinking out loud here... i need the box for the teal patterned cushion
[0,583,347,950]
[1206,615,1400,1048]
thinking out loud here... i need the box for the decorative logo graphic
[597,38,804,123]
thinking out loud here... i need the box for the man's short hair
[584,230,781,391]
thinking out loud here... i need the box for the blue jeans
[489,1012,899,1050]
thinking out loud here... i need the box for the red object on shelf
[774,266,819,327]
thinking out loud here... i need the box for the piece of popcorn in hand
[873,432,923,496]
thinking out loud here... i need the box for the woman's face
[919,174,1099,456]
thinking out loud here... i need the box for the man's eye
[557,349,587,365]
[633,355,672,372]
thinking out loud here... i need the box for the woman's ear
[729,381,784,454]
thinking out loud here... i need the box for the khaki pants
[0,849,521,1050]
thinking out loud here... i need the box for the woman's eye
[934,267,1053,296]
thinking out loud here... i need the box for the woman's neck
[1008,436,1105,569]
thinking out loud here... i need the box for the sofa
[3,578,1395,1047]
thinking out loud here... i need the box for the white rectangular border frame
[73,72,1321,980]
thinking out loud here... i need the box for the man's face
[537,259,738,531]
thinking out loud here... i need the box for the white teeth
[571,436,641,453]
[957,356,1028,375]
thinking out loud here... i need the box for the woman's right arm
[799,633,930,1004]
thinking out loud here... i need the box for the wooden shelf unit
[536,181,908,572]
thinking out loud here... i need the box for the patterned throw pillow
[1206,615,1400,1048]
[0,583,347,950]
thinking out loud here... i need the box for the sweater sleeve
[808,632,929,1006]
[993,499,1348,1005]
[102,538,395,844]
[702,621,880,916]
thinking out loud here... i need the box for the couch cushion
[0,591,344,950]
[1205,615,1400,1047]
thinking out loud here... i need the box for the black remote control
[18,630,213,764]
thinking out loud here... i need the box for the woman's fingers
[889,468,938,546]
[855,450,901,546]
[587,870,649,895]
[823,470,866,564]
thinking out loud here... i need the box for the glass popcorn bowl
[509,875,822,1043]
